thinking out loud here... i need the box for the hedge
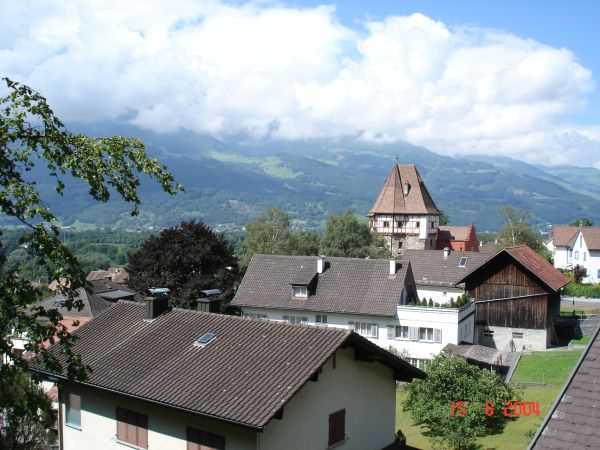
[563,282,600,298]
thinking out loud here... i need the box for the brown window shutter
[136,413,148,449]
[116,408,127,442]
[328,409,345,446]
[187,427,225,450]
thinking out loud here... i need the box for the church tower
[369,163,440,256]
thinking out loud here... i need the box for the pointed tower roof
[369,164,440,216]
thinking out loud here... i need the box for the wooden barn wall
[475,294,549,329]
[466,259,547,301]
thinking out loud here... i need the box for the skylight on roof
[194,332,216,348]
[458,257,468,268]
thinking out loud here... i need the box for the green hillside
[8,124,600,232]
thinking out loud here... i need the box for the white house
[545,225,578,270]
[403,248,492,305]
[570,228,600,283]
[547,226,600,283]
[231,254,476,369]
[32,299,424,450]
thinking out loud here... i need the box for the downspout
[58,385,64,450]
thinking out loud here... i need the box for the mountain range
[18,123,600,232]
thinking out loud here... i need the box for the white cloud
[1,2,598,167]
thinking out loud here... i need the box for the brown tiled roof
[437,225,474,242]
[529,327,600,449]
[231,254,416,317]
[457,245,568,292]
[549,226,579,247]
[581,227,600,251]
[403,249,492,288]
[32,301,424,430]
[369,164,440,215]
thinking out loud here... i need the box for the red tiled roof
[550,226,578,247]
[369,164,440,215]
[581,227,600,251]
[438,225,474,242]
[504,245,568,291]
[457,245,568,292]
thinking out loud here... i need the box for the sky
[2,0,600,168]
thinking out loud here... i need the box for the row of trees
[239,208,389,268]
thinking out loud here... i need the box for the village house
[32,299,424,450]
[369,163,441,255]
[403,248,491,305]
[457,245,568,352]
[546,225,600,283]
[231,254,475,369]
[436,225,479,252]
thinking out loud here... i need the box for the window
[407,358,430,370]
[419,327,433,341]
[65,392,81,428]
[388,325,409,339]
[458,257,468,268]
[328,409,346,447]
[415,221,420,228]
[575,251,580,260]
[597,269,600,279]
[350,322,378,338]
[481,329,494,337]
[584,252,587,262]
[316,314,328,324]
[116,407,148,449]
[187,427,225,450]
[195,332,216,348]
[292,286,308,298]
[383,221,390,228]
[396,221,403,228]
[283,315,308,325]
[243,313,267,320]
[512,332,524,339]
[398,241,403,249]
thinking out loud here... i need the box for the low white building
[545,225,578,270]
[232,254,477,368]
[403,248,492,304]
[32,299,424,450]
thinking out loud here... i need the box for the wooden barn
[457,245,568,352]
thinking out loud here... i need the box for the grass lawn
[396,349,583,450]
[569,335,591,345]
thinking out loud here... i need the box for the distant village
[8,162,600,450]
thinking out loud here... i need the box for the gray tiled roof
[33,301,424,429]
[403,249,492,288]
[231,254,416,317]
[529,327,600,449]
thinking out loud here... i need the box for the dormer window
[293,286,308,298]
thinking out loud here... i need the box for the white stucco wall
[416,286,464,305]
[60,384,256,450]
[571,233,600,283]
[552,246,571,270]
[259,347,396,450]
[59,347,398,450]
[241,305,473,361]
[475,326,548,352]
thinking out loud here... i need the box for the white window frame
[292,286,308,298]
[350,321,378,338]
[283,315,308,325]
[316,314,328,325]
[417,327,442,343]
[65,392,82,429]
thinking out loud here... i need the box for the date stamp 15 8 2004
[450,400,541,418]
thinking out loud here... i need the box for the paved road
[561,296,600,307]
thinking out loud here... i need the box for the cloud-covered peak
[1,1,598,167]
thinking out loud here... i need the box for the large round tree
[128,221,239,308]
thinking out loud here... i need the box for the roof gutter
[30,367,265,432]
[526,324,600,449]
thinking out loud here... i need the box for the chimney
[144,296,169,320]
[317,256,325,274]
[443,247,451,259]
[389,259,400,275]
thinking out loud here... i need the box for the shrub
[428,298,434,307]
[564,282,600,298]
